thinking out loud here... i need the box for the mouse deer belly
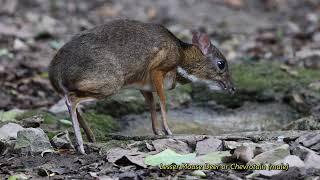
[124,70,177,92]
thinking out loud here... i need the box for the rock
[304,151,320,169]
[51,131,74,150]
[0,0,17,15]
[251,155,304,177]
[94,89,146,117]
[284,116,320,130]
[49,99,68,116]
[291,144,315,160]
[248,144,290,165]
[286,22,301,35]
[0,122,23,155]
[296,133,320,148]
[290,144,320,169]
[224,141,282,153]
[21,115,44,128]
[296,49,320,69]
[231,146,255,163]
[15,128,53,154]
[13,39,28,51]
[152,139,192,154]
[309,81,320,91]
[195,138,222,155]
[0,123,24,140]
[312,32,320,42]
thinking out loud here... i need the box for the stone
[152,139,192,154]
[21,115,44,128]
[290,144,315,160]
[304,151,320,169]
[232,146,255,163]
[0,123,24,140]
[312,32,320,42]
[15,128,53,154]
[195,138,222,155]
[285,116,320,130]
[51,131,74,149]
[49,99,68,116]
[296,133,320,148]
[252,155,304,177]
[248,144,290,165]
[224,141,282,153]
[13,39,28,51]
[309,81,320,91]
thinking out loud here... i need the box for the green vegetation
[83,111,120,141]
[16,110,58,124]
[232,62,320,92]
[192,62,320,108]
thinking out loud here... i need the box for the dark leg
[151,71,172,135]
[140,90,162,135]
[76,108,96,143]
[65,95,85,154]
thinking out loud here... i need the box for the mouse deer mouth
[205,80,225,91]
[207,80,235,94]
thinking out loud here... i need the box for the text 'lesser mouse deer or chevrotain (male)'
[49,19,235,154]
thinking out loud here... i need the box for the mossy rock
[166,84,192,109]
[82,111,120,142]
[192,62,320,108]
[94,85,192,117]
[16,110,58,124]
[94,90,146,117]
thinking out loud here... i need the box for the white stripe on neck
[177,66,222,91]
[177,66,199,82]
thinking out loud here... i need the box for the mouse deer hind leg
[64,94,86,154]
[76,108,96,143]
[151,70,173,135]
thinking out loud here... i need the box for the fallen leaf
[107,148,147,168]
[41,149,57,157]
[190,151,231,164]
[280,64,298,76]
[191,170,206,177]
[144,149,196,166]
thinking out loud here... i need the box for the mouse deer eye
[217,60,225,70]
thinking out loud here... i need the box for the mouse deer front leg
[151,70,173,135]
[140,90,162,135]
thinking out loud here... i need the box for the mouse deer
[49,19,235,154]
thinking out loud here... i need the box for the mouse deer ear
[191,30,212,55]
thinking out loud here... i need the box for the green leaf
[144,149,196,166]
[197,151,231,164]
[8,174,28,180]
[49,40,64,50]
[192,170,206,177]
[59,119,72,126]
[0,109,24,122]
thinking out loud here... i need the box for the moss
[82,111,120,142]
[94,90,146,117]
[46,131,60,140]
[231,62,319,92]
[166,84,192,108]
[192,62,320,108]
[16,110,58,124]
